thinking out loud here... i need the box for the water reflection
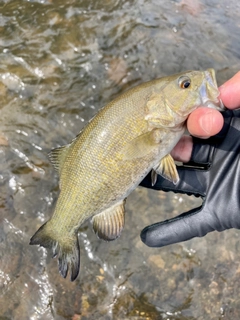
[0,0,240,319]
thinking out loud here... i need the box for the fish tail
[30,221,80,281]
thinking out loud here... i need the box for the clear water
[0,0,240,319]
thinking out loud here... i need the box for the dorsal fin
[48,143,71,174]
[48,129,84,174]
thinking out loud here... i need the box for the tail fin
[30,221,80,281]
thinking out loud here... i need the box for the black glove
[140,109,240,247]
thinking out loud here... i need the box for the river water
[0,0,240,319]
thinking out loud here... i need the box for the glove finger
[140,206,216,247]
[189,109,233,165]
[140,165,207,197]
[187,139,213,167]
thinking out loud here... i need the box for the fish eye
[178,76,191,89]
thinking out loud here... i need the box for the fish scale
[30,69,223,281]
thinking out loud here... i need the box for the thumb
[140,206,216,247]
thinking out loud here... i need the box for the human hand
[172,71,240,162]
[140,108,240,247]
[140,71,240,248]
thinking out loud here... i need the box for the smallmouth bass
[30,69,223,281]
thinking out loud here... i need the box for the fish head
[157,68,224,127]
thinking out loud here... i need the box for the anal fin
[92,200,126,241]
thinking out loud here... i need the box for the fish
[30,69,223,281]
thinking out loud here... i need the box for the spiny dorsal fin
[92,199,126,241]
[48,143,71,174]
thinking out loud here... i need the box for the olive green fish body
[52,80,183,228]
[30,69,223,281]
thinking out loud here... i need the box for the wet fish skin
[30,69,223,281]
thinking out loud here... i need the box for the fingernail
[199,111,213,135]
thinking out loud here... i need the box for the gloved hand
[140,109,240,247]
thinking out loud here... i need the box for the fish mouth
[200,69,225,111]
[202,98,225,111]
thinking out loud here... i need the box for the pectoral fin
[92,200,126,241]
[152,154,179,185]
[122,129,163,160]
